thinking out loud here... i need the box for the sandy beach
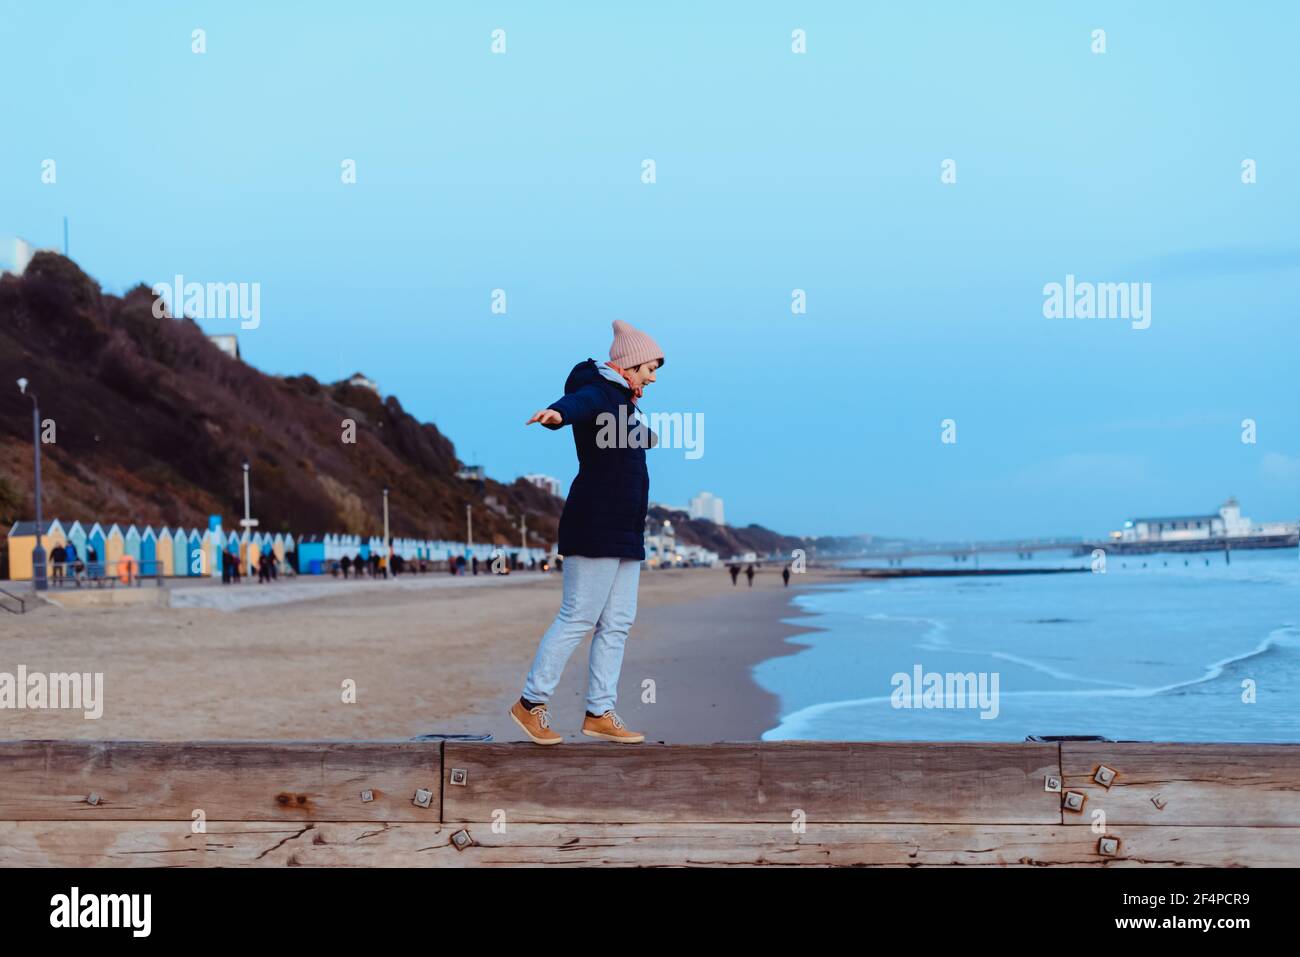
[0,567,845,744]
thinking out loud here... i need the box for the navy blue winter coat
[545,359,652,560]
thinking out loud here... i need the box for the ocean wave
[762,624,1300,740]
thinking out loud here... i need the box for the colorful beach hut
[185,529,203,576]
[5,519,65,580]
[66,521,87,564]
[140,527,158,576]
[201,529,219,576]
[169,528,188,575]
[124,525,142,562]
[86,523,106,576]
[104,524,125,575]
[297,535,325,574]
[155,527,174,577]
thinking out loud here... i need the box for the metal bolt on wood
[86,793,101,806]
[1098,837,1120,856]
[450,828,473,850]
[1093,765,1117,788]
[360,790,374,803]
[412,788,433,809]
[1043,775,1061,793]
[1063,791,1085,812]
[449,768,468,787]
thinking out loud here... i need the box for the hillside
[0,253,816,573]
[0,253,561,563]
[647,506,883,561]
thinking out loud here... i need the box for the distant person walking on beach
[782,564,791,587]
[511,320,665,746]
[745,564,755,587]
[728,564,740,586]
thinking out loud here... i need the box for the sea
[758,548,1300,743]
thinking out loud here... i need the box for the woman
[511,320,664,745]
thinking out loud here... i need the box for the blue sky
[3,1,1297,539]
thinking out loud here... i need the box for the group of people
[46,542,99,584]
[319,552,551,579]
[222,545,293,584]
[332,552,406,579]
[727,563,794,587]
[447,553,549,576]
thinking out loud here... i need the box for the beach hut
[66,521,87,564]
[170,528,188,575]
[297,534,325,574]
[104,524,125,576]
[156,527,174,577]
[185,529,203,576]
[5,519,66,580]
[201,529,220,576]
[246,532,261,572]
[140,527,158,576]
[272,533,286,562]
[86,523,106,576]
[124,525,142,562]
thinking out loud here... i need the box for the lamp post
[16,378,47,591]
[382,487,390,568]
[239,461,258,570]
[465,503,473,550]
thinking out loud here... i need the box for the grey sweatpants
[521,555,641,715]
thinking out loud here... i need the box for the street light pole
[382,487,390,566]
[16,378,46,591]
[466,503,473,550]
[239,461,259,573]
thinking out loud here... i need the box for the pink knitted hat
[608,319,665,369]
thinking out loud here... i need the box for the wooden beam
[0,740,442,822]
[441,741,1061,824]
[4,821,1296,867]
[1059,743,1300,827]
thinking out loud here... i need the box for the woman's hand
[526,409,563,426]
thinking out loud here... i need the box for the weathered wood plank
[0,740,442,822]
[441,742,1061,824]
[3,821,1294,867]
[1059,743,1300,827]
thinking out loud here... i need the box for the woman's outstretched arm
[527,383,608,429]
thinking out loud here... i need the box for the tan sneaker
[510,700,562,745]
[581,709,645,744]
